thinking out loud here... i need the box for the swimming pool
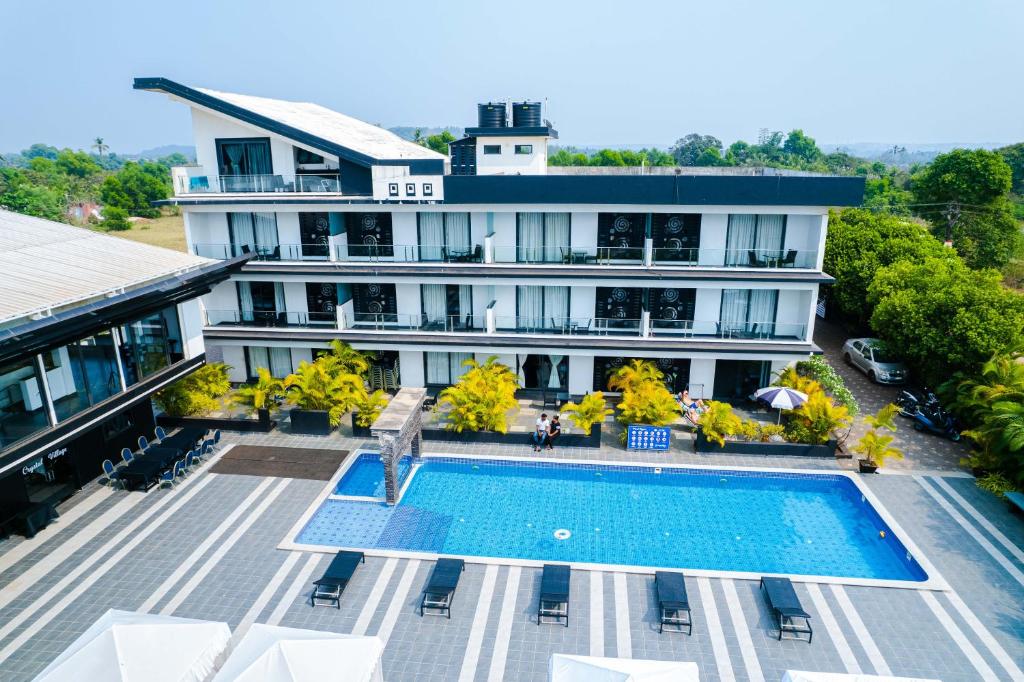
[333,453,412,498]
[298,456,928,582]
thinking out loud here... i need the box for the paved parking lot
[815,320,970,472]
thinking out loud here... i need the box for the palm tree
[92,137,108,156]
[852,430,904,468]
[283,360,363,426]
[606,359,663,394]
[328,339,370,378]
[234,367,284,414]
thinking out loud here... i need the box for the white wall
[282,282,307,315]
[491,212,517,262]
[292,347,313,368]
[187,212,230,253]
[277,212,301,247]
[694,288,722,325]
[698,214,729,266]
[570,212,597,250]
[688,359,715,399]
[491,285,516,324]
[570,287,596,321]
[775,289,812,339]
[568,355,594,395]
[395,283,422,322]
[476,135,548,176]
[392,212,418,251]
[399,350,424,387]
[217,345,248,383]
[204,281,239,316]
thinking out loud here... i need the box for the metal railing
[649,319,807,340]
[493,316,643,335]
[651,248,816,268]
[193,243,330,261]
[204,310,338,328]
[334,244,484,263]
[343,312,481,332]
[492,245,645,264]
[173,171,343,195]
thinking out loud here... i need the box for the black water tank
[477,102,507,128]
[512,102,542,127]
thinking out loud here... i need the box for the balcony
[193,243,330,261]
[493,316,642,336]
[205,310,338,328]
[492,245,645,264]
[344,312,483,332]
[651,248,817,268]
[171,167,343,195]
[650,319,807,341]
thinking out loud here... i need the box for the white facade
[140,79,858,400]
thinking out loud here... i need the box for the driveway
[814,319,970,472]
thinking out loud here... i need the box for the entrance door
[597,213,645,261]
[239,281,281,326]
[651,213,701,262]
[713,360,771,402]
[298,213,331,259]
[520,355,568,391]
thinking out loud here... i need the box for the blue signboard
[626,424,671,451]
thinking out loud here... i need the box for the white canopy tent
[782,672,941,682]
[212,624,383,682]
[32,609,230,682]
[549,653,700,682]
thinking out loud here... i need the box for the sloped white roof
[0,209,212,325]
[196,87,445,162]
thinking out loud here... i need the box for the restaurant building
[0,209,245,526]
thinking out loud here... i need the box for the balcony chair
[748,250,763,267]
[781,249,798,267]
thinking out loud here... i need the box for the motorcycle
[895,386,940,418]
[910,404,962,441]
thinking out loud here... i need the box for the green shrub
[352,388,389,428]
[155,362,231,417]
[792,355,860,416]
[439,356,519,432]
[560,392,613,436]
[698,401,742,447]
[976,472,1015,498]
[283,357,363,427]
[234,367,284,413]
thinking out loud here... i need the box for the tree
[22,143,59,160]
[438,356,519,432]
[284,358,363,426]
[154,363,231,416]
[697,401,742,446]
[99,161,170,217]
[936,206,1023,270]
[101,205,131,231]
[867,256,1024,386]
[913,149,1012,209]
[560,392,613,435]
[92,137,109,157]
[782,129,822,163]
[671,134,723,166]
[420,131,455,156]
[607,359,664,393]
[56,149,102,178]
[784,391,852,444]
[589,149,626,166]
[823,208,951,324]
[997,142,1024,194]
[327,340,371,378]
[0,167,65,220]
[234,367,285,413]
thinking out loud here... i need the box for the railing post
[643,238,654,267]
[485,302,496,334]
[337,310,347,331]
[641,310,651,337]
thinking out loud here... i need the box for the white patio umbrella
[212,624,383,682]
[782,671,940,682]
[33,609,230,682]
[549,653,700,682]
[754,386,809,423]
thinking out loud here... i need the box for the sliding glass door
[725,214,786,266]
[216,138,273,192]
[421,284,473,330]
[516,213,570,262]
[515,286,569,331]
[719,289,778,337]
[425,352,473,385]
[418,213,472,261]
[228,212,279,259]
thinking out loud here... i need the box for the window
[406,183,416,196]
[719,289,779,337]
[228,212,279,259]
[295,148,325,165]
[388,183,399,197]
[0,357,51,449]
[483,145,501,155]
[515,286,569,330]
[516,213,570,262]
[103,412,134,440]
[515,144,533,155]
[423,183,433,197]
[425,352,472,385]
[118,306,183,385]
[724,214,787,266]
[215,138,273,192]
[52,331,123,423]
[417,213,471,261]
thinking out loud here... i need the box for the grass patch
[93,210,187,253]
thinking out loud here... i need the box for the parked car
[841,338,908,384]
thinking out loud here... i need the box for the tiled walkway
[0,437,1021,681]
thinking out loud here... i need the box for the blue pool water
[334,453,412,498]
[303,457,927,581]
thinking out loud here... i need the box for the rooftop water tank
[477,102,507,128]
[512,102,542,127]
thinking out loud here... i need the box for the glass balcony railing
[649,319,807,340]
[173,170,343,195]
[343,312,482,331]
[493,316,643,335]
[205,310,338,328]
[334,244,484,263]
[651,248,817,268]
[193,243,330,261]
[492,246,644,264]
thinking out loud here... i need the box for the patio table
[119,459,167,492]
[143,446,185,468]
[160,427,206,452]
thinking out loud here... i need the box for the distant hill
[129,144,196,161]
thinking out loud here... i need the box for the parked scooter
[910,404,962,441]
[895,386,940,418]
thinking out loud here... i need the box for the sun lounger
[310,551,365,608]
[655,571,692,634]
[538,564,570,626]
[420,558,465,618]
[760,577,813,642]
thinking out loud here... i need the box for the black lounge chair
[655,571,692,634]
[420,558,465,618]
[310,551,365,608]
[537,564,570,626]
[760,577,813,642]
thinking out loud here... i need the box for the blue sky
[1,0,1021,152]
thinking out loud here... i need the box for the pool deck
[0,431,1021,681]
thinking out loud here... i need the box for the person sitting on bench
[546,415,562,450]
[533,413,550,452]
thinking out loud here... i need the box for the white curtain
[725,214,757,265]
[517,213,544,262]
[450,352,472,382]
[548,354,564,389]
[517,286,544,329]
[238,281,254,321]
[458,285,472,326]
[445,213,471,252]
[720,289,748,334]
[544,213,570,261]
[748,290,778,334]
[422,284,446,324]
[425,351,448,384]
[253,213,279,253]
[418,213,444,261]
[247,346,269,376]
[754,215,785,255]
[229,213,255,252]
[269,347,292,377]
[546,286,569,327]
[517,353,528,384]
[273,283,286,314]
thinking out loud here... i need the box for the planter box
[351,412,372,438]
[289,409,333,435]
[694,431,837,457]
[421,422,601,449]
[157,413,276,433]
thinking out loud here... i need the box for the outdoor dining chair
[154,426,167,443]
[101,460,123,489]
[120,448,134,466]
[159,462,181,489]
[137,435,151,453]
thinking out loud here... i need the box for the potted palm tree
[854,404,903,473]
[284,357,362,435]
[560,392,613,446]
[234,367,284,425]
[350,386,389,437]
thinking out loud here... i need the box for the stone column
[379,432,400,505]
